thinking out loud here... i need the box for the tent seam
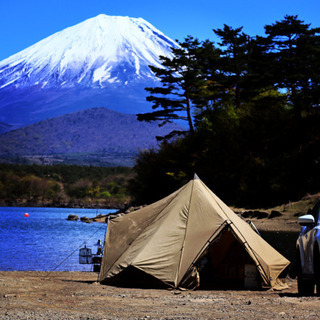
[101,183,191,281]
[179,221,228,283]
[200,183,275,285]
[174,178,195,286]
[226,220,271,286]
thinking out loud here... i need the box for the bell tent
[99,175,289,290]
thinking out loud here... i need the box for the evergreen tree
[213,25,251,109]
[137,36,205,139]
[132,15,320,207]
[191,39,226,129]
[263,15,320,117]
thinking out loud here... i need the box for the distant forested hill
[0,163,134,208]
[0,107,182,166]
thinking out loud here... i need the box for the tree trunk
[186,90,194,133]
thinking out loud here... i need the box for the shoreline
[1,203,303,232]
[1,271,319,320]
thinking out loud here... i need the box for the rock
[268,211,283,219]
[3,293,16,298]
[108,213,124,220]
[80,216,90,222]
[66,214,79,221]
[242,211,268,219]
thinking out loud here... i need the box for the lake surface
[0,207,116,272]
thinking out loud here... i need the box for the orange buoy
[24,213,29,217]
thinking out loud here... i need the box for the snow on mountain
[0,14,177,89]
[0,14,179,129]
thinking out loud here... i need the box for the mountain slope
[0,14,178,128]
[0,15,176,89]
[0,107,182,166]
[0,121,12,134]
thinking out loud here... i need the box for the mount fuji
[0,14,178,130]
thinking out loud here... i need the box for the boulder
[67,214,79,221]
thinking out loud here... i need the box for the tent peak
[193,173,200,180]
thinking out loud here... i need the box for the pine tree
[137,36,205,139]
[213,25,251,109]
[263,15,320,117]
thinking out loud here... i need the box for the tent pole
[179,221,228,286]
[225,220,270,286]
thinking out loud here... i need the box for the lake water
[0,207,116,272]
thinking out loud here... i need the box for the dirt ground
[248,217,301,233]
[1,271,320,320]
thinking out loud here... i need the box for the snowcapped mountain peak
[0,14,177,89]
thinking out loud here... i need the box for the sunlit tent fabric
[99,175,290,290]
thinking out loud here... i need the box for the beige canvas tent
[99,175,290,290]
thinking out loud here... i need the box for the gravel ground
[1,271,320,319]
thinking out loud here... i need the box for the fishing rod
[42,222,107,280]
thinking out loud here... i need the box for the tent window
[198,228,259,289]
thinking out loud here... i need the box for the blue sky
[0,0,319,61]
